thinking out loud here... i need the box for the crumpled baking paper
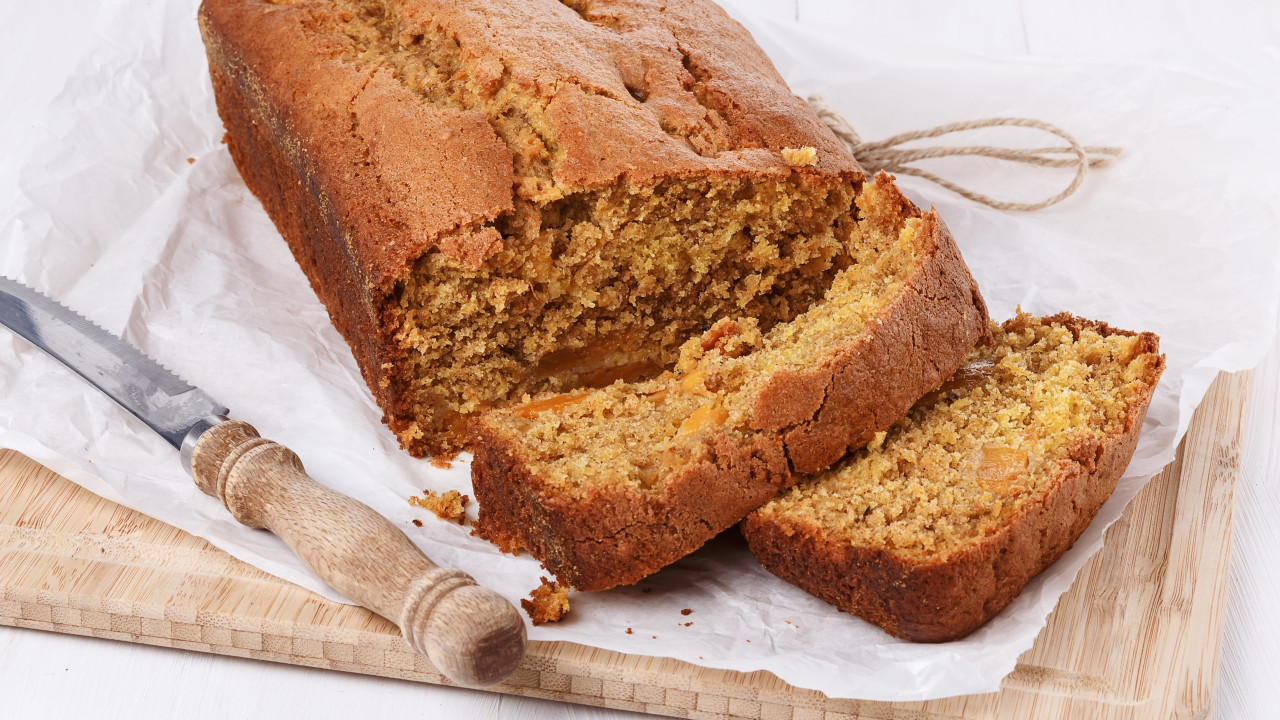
[1,0,1277,703]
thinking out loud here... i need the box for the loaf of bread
[741,314,1165,641]
[198,0,869,457]
[471,175,990,591]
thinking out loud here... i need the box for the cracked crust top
[198,0,860,293]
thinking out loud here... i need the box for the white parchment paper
[1,0,1278,702]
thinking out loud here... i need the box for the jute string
[807,95,1122,211]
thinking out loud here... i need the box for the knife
[0,276,525,687]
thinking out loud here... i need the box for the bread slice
[741,313,1165,641]
[199,0,868,457]
[470,176,990,591]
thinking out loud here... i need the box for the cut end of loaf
[389,174,857,457]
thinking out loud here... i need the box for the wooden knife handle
[187,420,526,687]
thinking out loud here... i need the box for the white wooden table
[1,1,1276,717]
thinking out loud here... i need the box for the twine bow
[807,95,1122,211]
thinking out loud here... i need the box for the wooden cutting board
[0,370,1247,720]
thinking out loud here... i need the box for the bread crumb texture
[408,489,469,522]
[752,313,1164,562]
[521,577,570,625]
[481,178,918,501]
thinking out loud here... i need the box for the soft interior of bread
[397,176,853,441]
[751,315,1158,560]
[283,0,857,452]
[487,179,921,500]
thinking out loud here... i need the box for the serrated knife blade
[0,275,525,685]
[0,276,228,453]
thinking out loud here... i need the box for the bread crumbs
[409,489,469,523]
[521,577,570,625]
[781,146,817,166]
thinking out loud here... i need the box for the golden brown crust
[405,0,861,184]
[472,417,795,591]
[199,3,414,440]
[198,0,864,458]
[471,182,991,591]
[739,317,1165,642]
[200,0,863,289]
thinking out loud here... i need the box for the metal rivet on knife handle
[188,420,526,687]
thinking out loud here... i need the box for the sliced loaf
[470,176,990,590]
[741,313,1165,641]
